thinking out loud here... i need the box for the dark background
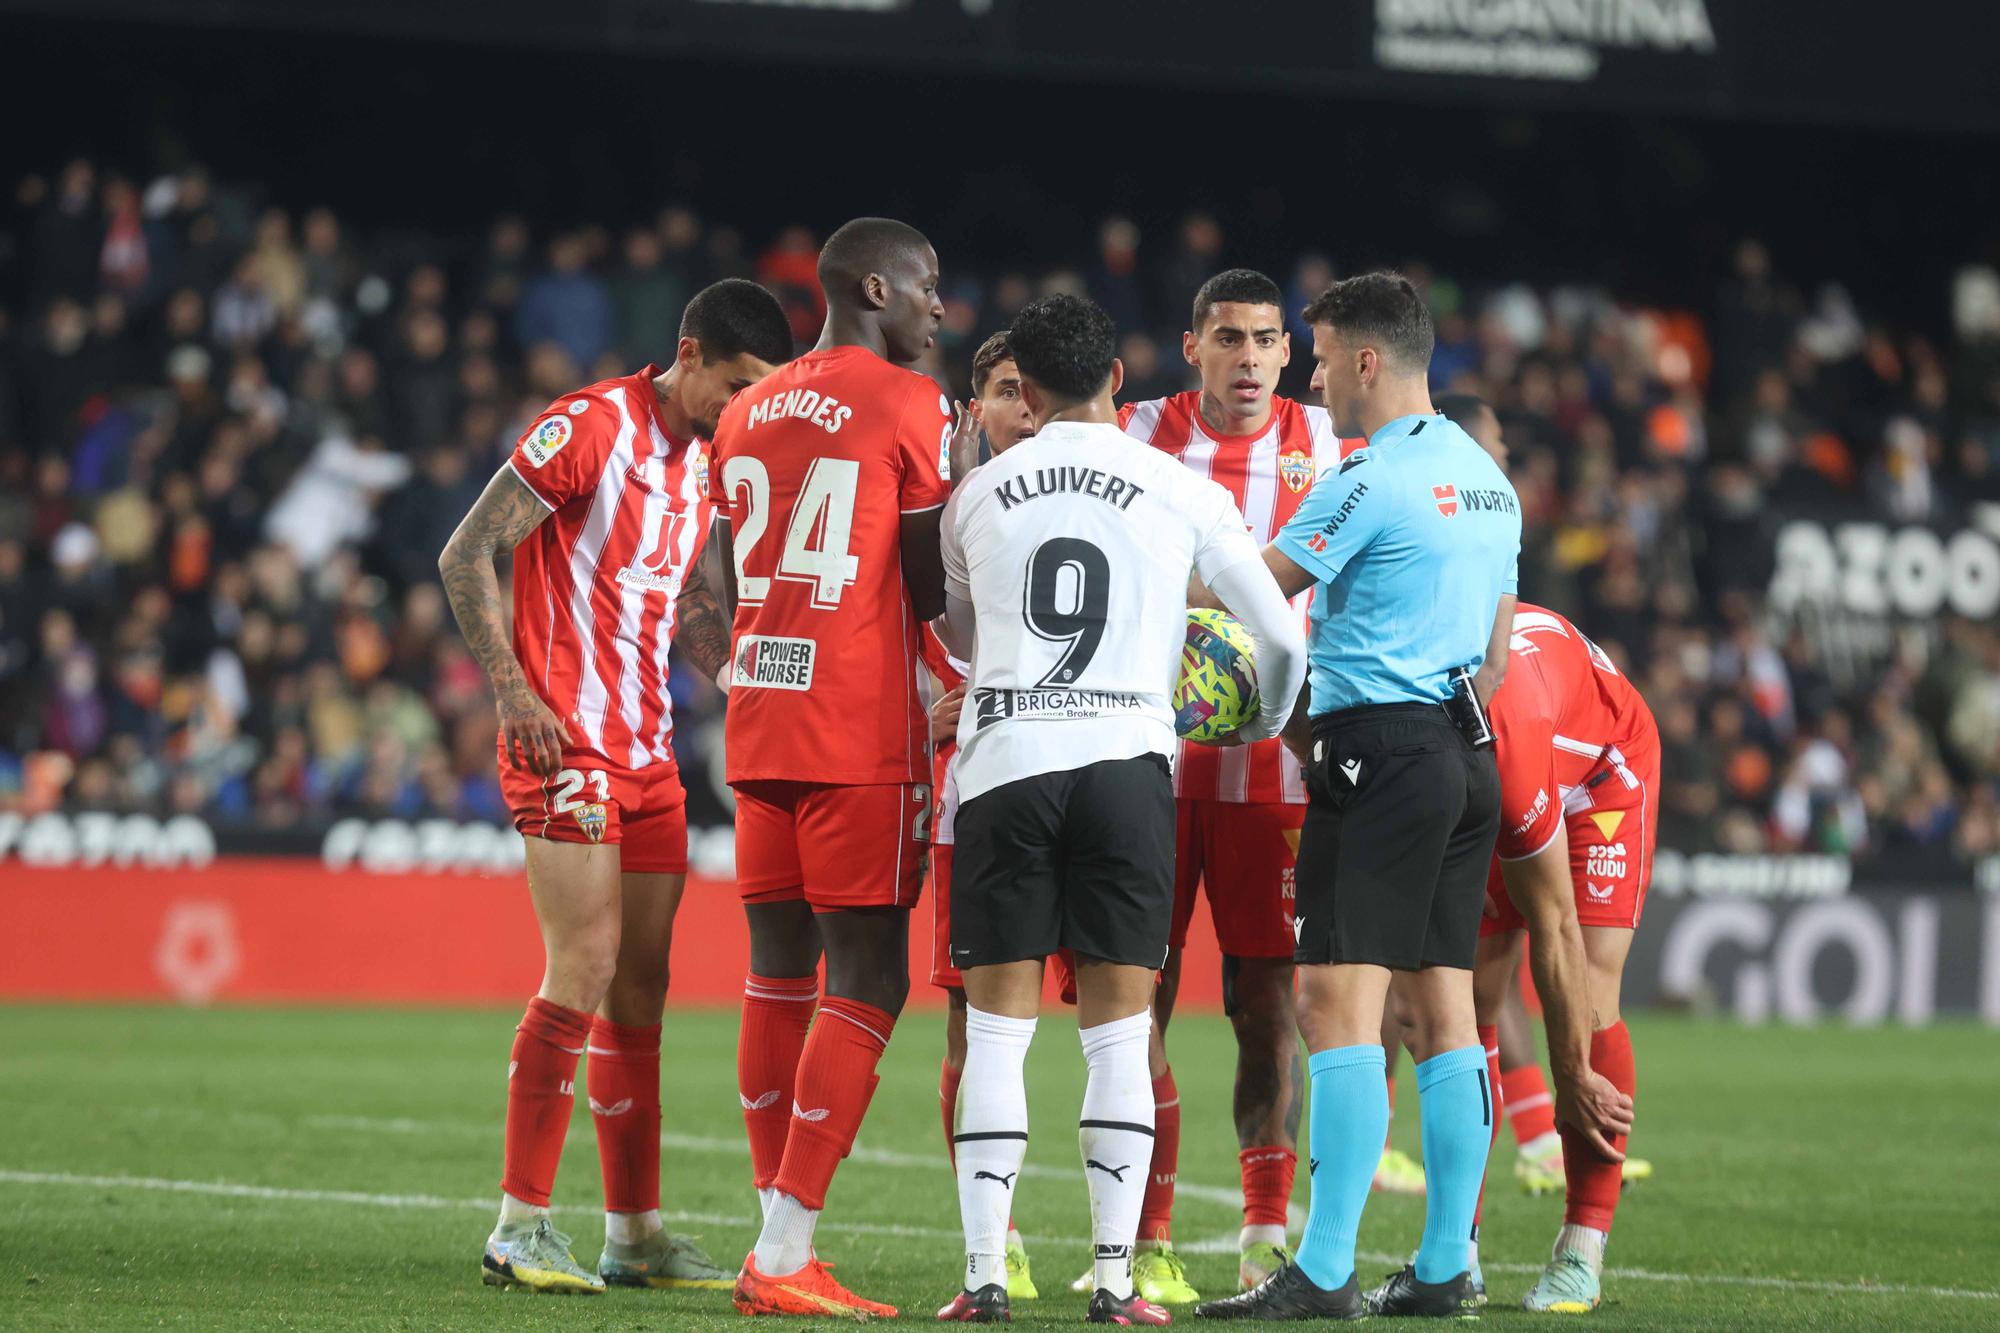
[4,6,1996,328]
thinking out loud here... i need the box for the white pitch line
[303,1112,1292,1223]
[15,1111,1999,1305]
[0,1169,993,1246]
[7,1169,1997,1302]
[7,1167,1997,1302]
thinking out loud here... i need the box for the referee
[1196,273,1520,1322]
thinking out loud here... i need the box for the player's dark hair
[1191,268,1284,332]
[1434,392,1492,432]
[970,332,1013,396]
[1300,271,1434,374]
[679,278,793,366]
[1008,294,1117,405]
[817,217,933,305]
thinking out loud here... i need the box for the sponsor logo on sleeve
[1433,482,1459,517]
[522,416,573,468]
[567,399,589,416]
[732,635,817,691]
[1512,787,1550,839]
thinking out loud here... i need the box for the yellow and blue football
[1174,608,1259,743]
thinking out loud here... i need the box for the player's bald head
[818,217,934,305]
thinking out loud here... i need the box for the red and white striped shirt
[506,366,709,775]
[1119,391,1362,804]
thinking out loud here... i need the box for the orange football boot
[734,1252,898,1321]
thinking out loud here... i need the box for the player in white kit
[930,294,1308,1325]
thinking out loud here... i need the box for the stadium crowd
[3,154,2000,869]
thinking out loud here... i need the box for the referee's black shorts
[950,753,1174,972]
[1292,703,1500,971]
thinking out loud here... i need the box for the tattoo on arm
[675,579,732,680]
[438,467,552,700]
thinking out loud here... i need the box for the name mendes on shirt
[745,388,853,434]
[994,465,1145,513]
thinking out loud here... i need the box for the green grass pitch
[3,1005,1997,1330]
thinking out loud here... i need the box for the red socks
[739,972,818,1190]
[1137,1068,1181,1242]
[1503,1064,1557,1146]
[1473,1025,1502,1227]
[589,1016,662,1215]
[1239,1147,1296,1228]
[501,997,592,1207]
[940,1058,963,1167]
[771,995,897,1211]
[1562,1022,1636,1231]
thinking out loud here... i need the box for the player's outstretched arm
[1205,556,1308,744]
[438,466,568,776]
[1472,592,1517,706]
[1501,828,1635,1160]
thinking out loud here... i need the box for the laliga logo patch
[574,801,608,843]
[1433,483,1459,517]
[522,415,573,468]
[1280,449,1313,493]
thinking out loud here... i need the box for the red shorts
[1170,798,1304,959]
[498,742,690,874]
[734,780,929,912]
[1483,756,1657,938]
[928,844,959,989]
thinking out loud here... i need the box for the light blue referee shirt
[1271,412,1520,715]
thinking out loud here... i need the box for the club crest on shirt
[691,446,710,498]
[574,801,608,843]
[1280,449,1313,493]
[522,416,573,468]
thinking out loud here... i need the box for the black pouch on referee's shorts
[1440,664,1494,749]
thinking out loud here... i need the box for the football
[1174,608,1260,743]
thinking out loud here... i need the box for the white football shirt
[940,419,1260,802]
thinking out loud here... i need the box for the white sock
[956,1007,1036,1292]
[1241,1223,1287,1251]
[1467,1235,1481,1273]
[1555,1223,1607,1269]
[753,1191,819,1275]
[1007,1226,1025,1249]
[605,1209,661,1246]
[757,1185,777,1222]
[1078,1010,1154,1300]
[496,1191,547,1230]
[1520,1130,1562,1159]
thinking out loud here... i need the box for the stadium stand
[3,153,1999,871]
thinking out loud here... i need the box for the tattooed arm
[438,466,568,776]
[675,521,734,682]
